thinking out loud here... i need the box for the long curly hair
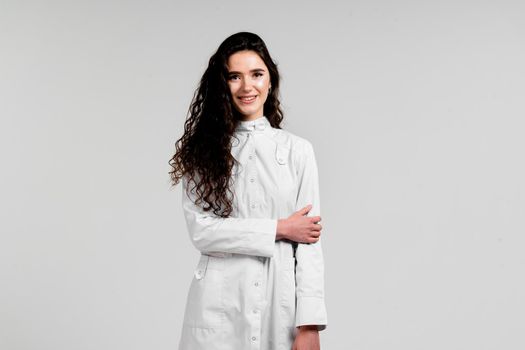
[169,32,284,218]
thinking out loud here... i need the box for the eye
[228,75,239,81]
[254,72,263,78]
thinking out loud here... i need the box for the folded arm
[181,175,277,257]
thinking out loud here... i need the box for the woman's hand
[292,325,320,350]
[276,204,322,243]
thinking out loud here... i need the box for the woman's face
[226,50,271,121]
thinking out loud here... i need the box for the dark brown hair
[168,32,284,217]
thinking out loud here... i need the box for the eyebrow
[227,68,266,75]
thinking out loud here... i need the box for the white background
[1,0,524,349]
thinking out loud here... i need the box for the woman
[169,31,327,350]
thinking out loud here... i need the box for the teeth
[241,96,256,101]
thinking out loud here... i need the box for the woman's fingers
[297,204,312,215]
[308,236,320,243]
[309,215,321,223]
[286,210,323,243]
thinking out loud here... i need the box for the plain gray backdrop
[1,0,524,349]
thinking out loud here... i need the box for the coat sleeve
[294,140,328,331]
[181,175,277,257]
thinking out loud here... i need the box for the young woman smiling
[169,31,327,350]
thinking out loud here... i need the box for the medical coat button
[251,336,257,341]
[254,282,259,286]
[195,270,203,279]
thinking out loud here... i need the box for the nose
[240,78,253,92]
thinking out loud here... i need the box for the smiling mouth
[239,95,257,104]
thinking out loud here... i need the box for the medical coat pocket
[183,254,225,329]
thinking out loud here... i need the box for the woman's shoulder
[271,128,315,171]
[271,127,313,152]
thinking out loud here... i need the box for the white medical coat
[178,115,327,350]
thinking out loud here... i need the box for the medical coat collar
[235,115,271,133]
